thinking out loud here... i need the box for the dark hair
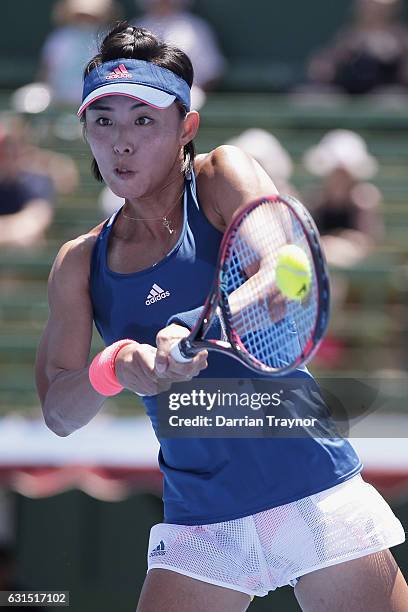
[82,22,195,181]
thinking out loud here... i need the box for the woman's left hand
[155,324,208,381]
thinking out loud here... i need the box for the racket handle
[170,340,194,363]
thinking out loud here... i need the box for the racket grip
[170,341,194,363]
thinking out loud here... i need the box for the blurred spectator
[0,117,55,249]
[1,114,79,196]
[226,128,298,196]
[303,129,384,268]
[303,130,384,368]
[39,0,119,106]
[19,146,78,197]
[132,0,225,107]
[307,0,408,95]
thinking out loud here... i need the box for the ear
[180,111,200,146]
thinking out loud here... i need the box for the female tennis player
[35,22,408,612]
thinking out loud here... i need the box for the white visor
[77,83,176,116]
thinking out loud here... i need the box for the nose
[113,129,134,155]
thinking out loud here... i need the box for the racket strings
[222,200,319,369]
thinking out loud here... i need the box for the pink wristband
[89,339,137,396]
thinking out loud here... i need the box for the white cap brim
[304,146,378,179]
[77,83,176,116]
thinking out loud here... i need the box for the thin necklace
[121,187,185,235]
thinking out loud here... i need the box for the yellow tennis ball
[275,244,312,300]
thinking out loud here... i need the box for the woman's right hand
[116,327,208,396]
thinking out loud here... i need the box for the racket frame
[175,194,330,375]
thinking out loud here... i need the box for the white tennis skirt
[146,474,406,597]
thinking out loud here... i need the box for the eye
[96,117,112,126]
[135,116,152,126]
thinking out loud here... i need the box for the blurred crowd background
[0,0,408,610]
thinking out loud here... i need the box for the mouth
[114,167,136,179]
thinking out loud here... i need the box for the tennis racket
[170,194,330,376]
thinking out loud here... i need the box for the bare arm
[35,236,106,436]
[35,235,208,435]
[197,145,279,230]
[198,146,286,325]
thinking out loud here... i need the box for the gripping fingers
[167,348,208,379]
[156,324,207,379]
[190,351,208,375]
[170,341,193,363]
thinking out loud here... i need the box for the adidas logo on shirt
[145,283,170,306]
[149,540,166,557]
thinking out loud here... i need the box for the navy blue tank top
[90,172,363,525]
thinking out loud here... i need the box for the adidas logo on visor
[149,540,166,557]
[106,64,132,80]
[145,284,170,306]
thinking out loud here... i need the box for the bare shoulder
[48,221,104,292]
[195,145,255,179]
[194,146,278,228]
[36,223,105,405]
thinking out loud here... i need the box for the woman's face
[84,95,190,200]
